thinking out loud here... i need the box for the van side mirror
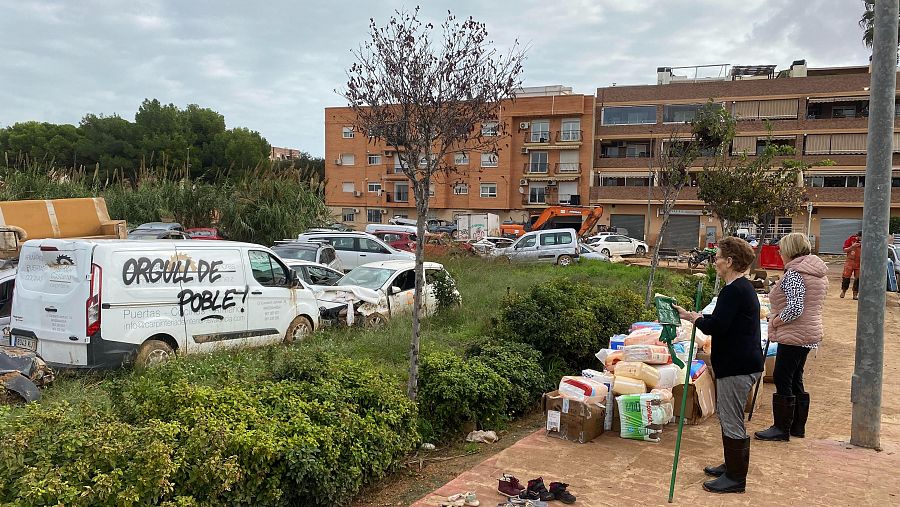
[389,286,401,295]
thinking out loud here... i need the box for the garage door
[661,215,700,251]
[610,214,645,241]
[819,218,862,254]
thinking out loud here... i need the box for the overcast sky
[0,0,871,156]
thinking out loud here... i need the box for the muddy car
[311,260,458,327]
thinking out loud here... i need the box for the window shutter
[804,135,831,154]
[731,136,756,155]
[732,101,759,119]
[758,99,798,119]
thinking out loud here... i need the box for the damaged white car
[311,260,458,327]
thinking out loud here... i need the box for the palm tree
[859,0,900,48]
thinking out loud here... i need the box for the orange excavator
[499,206,604,239]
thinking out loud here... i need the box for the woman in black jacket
[675,237,765,494]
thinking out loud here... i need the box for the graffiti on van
[176,286,249,317]
[121,256,227,286]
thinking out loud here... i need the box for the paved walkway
[413,279,900,506]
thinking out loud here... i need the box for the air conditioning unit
[353,191,363,197]
[519,178,528,186]
[353,208,360,213]
[519,121,530,130]
[520,147,529,155]
[334,158,343,165]
[547,181,557,186]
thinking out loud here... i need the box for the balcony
[523,162,550,174]
[524,132,552,144]
[555,162,582,174]
[556,130,583,143]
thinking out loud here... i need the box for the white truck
[455,213,500,242]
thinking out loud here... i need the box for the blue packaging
[609,335,627,350]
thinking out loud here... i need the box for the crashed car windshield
[337,267,396,290]
[271,245,318,262]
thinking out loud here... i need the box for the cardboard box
[672,369,716,425]
[541,390,605,443]
[763,355,775,384]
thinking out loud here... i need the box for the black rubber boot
[791,392,810,438]
[703,462,726,477]
[703,435,749,494]
[754,394,795,441]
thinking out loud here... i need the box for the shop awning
[807,96,869,103]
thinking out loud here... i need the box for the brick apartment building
[592,60,900,254]
[324,86,593,227]
[324,60,899,253]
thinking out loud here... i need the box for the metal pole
[851,0,898,451]
[646,131,653,242]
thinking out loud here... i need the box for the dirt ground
[403,261,900,506]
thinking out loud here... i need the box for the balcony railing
[523,162,549,174]
[525,132,551,143]
[556,162,581,174]
[556,130,583,142]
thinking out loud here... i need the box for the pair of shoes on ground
[442,491,479,506]
[497,474,576,504]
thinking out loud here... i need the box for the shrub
[465,337,550,416]
[1,352,417,507]
[417,351,511,440]
[429,268,462,310]
[493,279,644,369]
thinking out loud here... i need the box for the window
[341,182,355,193]
[368,182,381,193]
[391,270,416,292]
[329,237,356,250]
[339,153,355,165]
[453,183,469,195]
[600,141,650,158]
[733,99,797,120]
[342,208,355,222]
[832,105,857,119]
[429,183,435,197]
[454,152,469,165]
[528,151,548,173]
[480,183,497,198]
[367,209,383,223]
[249,251,290,287]
[481,120,499,136]
[541,231,572,246]
[481,152,498,167]
[529,120,550,143]
[367,154,381,165]
[361,238,389,253]
[558,181,578,204]
[518,235,537,248]
[528,184,546,204]
[625,176,651,187]
[342,126,354,139]
[320,248,336,264]
[558,150,580,173]
[664,104,703,123]
[306,265,342,286]
[601,176,625,186]
[560,119,581,141]
[601,105,656,125]
[394,182,409,202]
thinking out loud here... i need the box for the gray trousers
[716,373,761,439]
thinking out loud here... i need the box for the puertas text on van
[176,286,249,317]
[122,258,226,285]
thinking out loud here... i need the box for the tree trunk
[407,179,428,400]
[752,214,773,270]
[645,189,679,307]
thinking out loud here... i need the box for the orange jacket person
[841,231,861,300]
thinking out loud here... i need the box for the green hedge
[493,279,644,369]
[0,352,418,507]
[464,338,550,416]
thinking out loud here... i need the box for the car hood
[312,285,383,304]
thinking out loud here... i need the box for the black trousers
[773,343,811,396]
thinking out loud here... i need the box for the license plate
[13,335,37,351]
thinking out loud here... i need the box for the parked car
[127,229,192,240]
[9,239,320,368]
[588,234,648,257]
[427,219,458,238]
[0,261,15,339]
[470,236,514,256]
[494,229,579,266]
[370,231,417,252]
[578,243,610,262]
[271,241,344,271]
[315,260,457,327]
[283,259,345,286]
[296,231,414,271]
[186,227,225,240]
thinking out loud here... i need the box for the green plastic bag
[654,294,685,368]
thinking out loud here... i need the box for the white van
[494,229,579,265]
[9,239,320,369]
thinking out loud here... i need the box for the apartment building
[324,86,594,228]
[592,60,900,254]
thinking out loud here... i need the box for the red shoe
[498,474,525,498]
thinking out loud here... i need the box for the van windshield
[271,246,318,262]
[337,267,396,290]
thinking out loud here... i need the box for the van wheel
[284,316,313,344]
[365,313,387,328]
[557,255,573,266]
[135,339,175,369]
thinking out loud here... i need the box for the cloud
[0,0,876,156]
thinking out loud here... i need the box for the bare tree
[341,7,525,399]
[644,102,734,307]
